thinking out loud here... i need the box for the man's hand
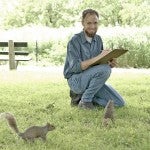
[100,50,118,68]
[108,58,117,68]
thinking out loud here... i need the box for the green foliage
[0,25,149,68]
[26,27,149,68]
[0,0,79,29]
[34,40,66,65]
[0,0,150,29]
[120,1,150,26]
[0,69,149,150]
[103,29,150,68]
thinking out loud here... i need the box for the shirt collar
[81,31,97,43]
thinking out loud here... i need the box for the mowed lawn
[0,66,150,150]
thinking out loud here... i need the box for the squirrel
[102,100,115,127]
[0,112,55,141]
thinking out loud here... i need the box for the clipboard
[92,49,128,65]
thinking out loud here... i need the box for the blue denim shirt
[63,31,103,79]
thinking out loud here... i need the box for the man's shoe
[78,101,94,109]
[70,90,82,106]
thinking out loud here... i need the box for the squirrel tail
[0,112,20,134]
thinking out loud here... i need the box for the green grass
[0,67,150,150]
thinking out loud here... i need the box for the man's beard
[84,30,96,37]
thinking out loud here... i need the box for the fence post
[111,43,114,50]
[35,40,39,62]
[8,40,16,70]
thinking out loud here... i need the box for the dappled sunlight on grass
[0,66,149,150]
[0,65,64,83]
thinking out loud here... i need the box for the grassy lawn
[0,66,150,150]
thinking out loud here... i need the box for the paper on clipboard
[92,49,128,65]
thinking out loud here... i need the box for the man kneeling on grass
[63,9,125,109]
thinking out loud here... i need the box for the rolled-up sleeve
[67,40,82,73]
[63,37,83,79]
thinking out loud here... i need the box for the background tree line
[0,0,150,29]
[0,0,149,68]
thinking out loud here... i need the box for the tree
[120,1,150,26]
[0,0,149,29]
[0,0,80,29]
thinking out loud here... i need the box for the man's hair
[82,9,99,21]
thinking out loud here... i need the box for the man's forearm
[81,55,101,70]
[81,50,111,70]
[81,58,95,70]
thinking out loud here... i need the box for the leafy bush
[25,27,150,68]
[103,32,150,68]
[28,40,67,65]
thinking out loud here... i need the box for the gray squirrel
[102,100,114,126]
[0,112,55,141]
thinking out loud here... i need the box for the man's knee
[102,65,111,78]
[94,65,111,79]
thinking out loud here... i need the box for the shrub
[26,27,150,68]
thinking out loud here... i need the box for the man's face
[82,13,99,37]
